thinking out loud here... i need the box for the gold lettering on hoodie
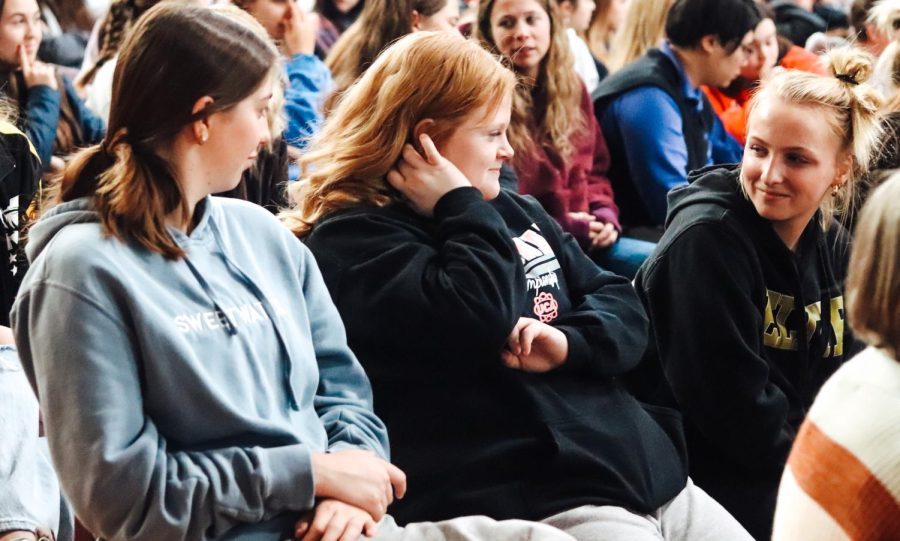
[764,290,797,349]
[762,290,844,357]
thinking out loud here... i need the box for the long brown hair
[282,31,516,237]
[475,0,583,164]
[53,3,278,259]
[324,0,449,111]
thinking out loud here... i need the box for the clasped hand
[568,211,618,249]
[303,450,405,541]
[501,317,569,373]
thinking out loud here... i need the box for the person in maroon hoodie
[475,0,654,278]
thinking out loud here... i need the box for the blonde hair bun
[827,47,876,87]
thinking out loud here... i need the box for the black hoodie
[305,187,688,524]
[628,165,859,540]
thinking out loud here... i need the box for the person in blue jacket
[0,0,104,172]
[234,0,333,151]
[593,0,757,240]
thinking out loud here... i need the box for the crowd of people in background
[1,0,899,540]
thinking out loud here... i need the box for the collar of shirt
[659,41,704,114]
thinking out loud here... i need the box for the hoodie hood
[26,198,100,264]
[664,164,747,230]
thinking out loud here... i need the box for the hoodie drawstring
[205,220,300,411]
[183,257,238,336]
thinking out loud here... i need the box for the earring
[831,184,841,197]
[201,133,208,143]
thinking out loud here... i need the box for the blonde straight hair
[607,0,671,72]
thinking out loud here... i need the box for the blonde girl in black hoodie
[631,47,884,541]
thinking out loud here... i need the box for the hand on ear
[411,118,435,152]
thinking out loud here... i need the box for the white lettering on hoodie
[174,301,273,333]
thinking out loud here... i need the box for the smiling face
[741,96,849,248]
[0,0,41,66]
[437,95,514,200]
[489,0,551,80]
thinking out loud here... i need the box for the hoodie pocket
[639,402,688,466]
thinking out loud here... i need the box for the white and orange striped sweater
[773,347,900,540]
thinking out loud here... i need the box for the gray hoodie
[11,196,389,540]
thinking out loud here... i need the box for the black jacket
[593,48,714,232]
[305,187,688,524]
[0,121,40,325]
[628,165,858,540]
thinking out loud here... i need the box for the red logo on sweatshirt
[533,292,559,323]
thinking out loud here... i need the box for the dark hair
[54,3,278,259]
[665,0,760,53]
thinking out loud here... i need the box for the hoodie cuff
[562,215,592,251]
[591,207,621,232]
[262,444,315,511]
[433,187,484,221]
[553,325,591,374]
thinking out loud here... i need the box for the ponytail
[52,2,278,259]
[54,129,187,259]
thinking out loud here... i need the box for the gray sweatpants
[375,515,577,540]
[540,479,754,541]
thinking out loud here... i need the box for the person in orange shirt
[704,2,827,144]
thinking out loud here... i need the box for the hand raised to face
[386,133,472,217]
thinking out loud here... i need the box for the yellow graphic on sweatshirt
[763,289,844,357]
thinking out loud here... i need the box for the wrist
[310,452,332,497]
[299,42,316,56]
[550,326,569,363]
